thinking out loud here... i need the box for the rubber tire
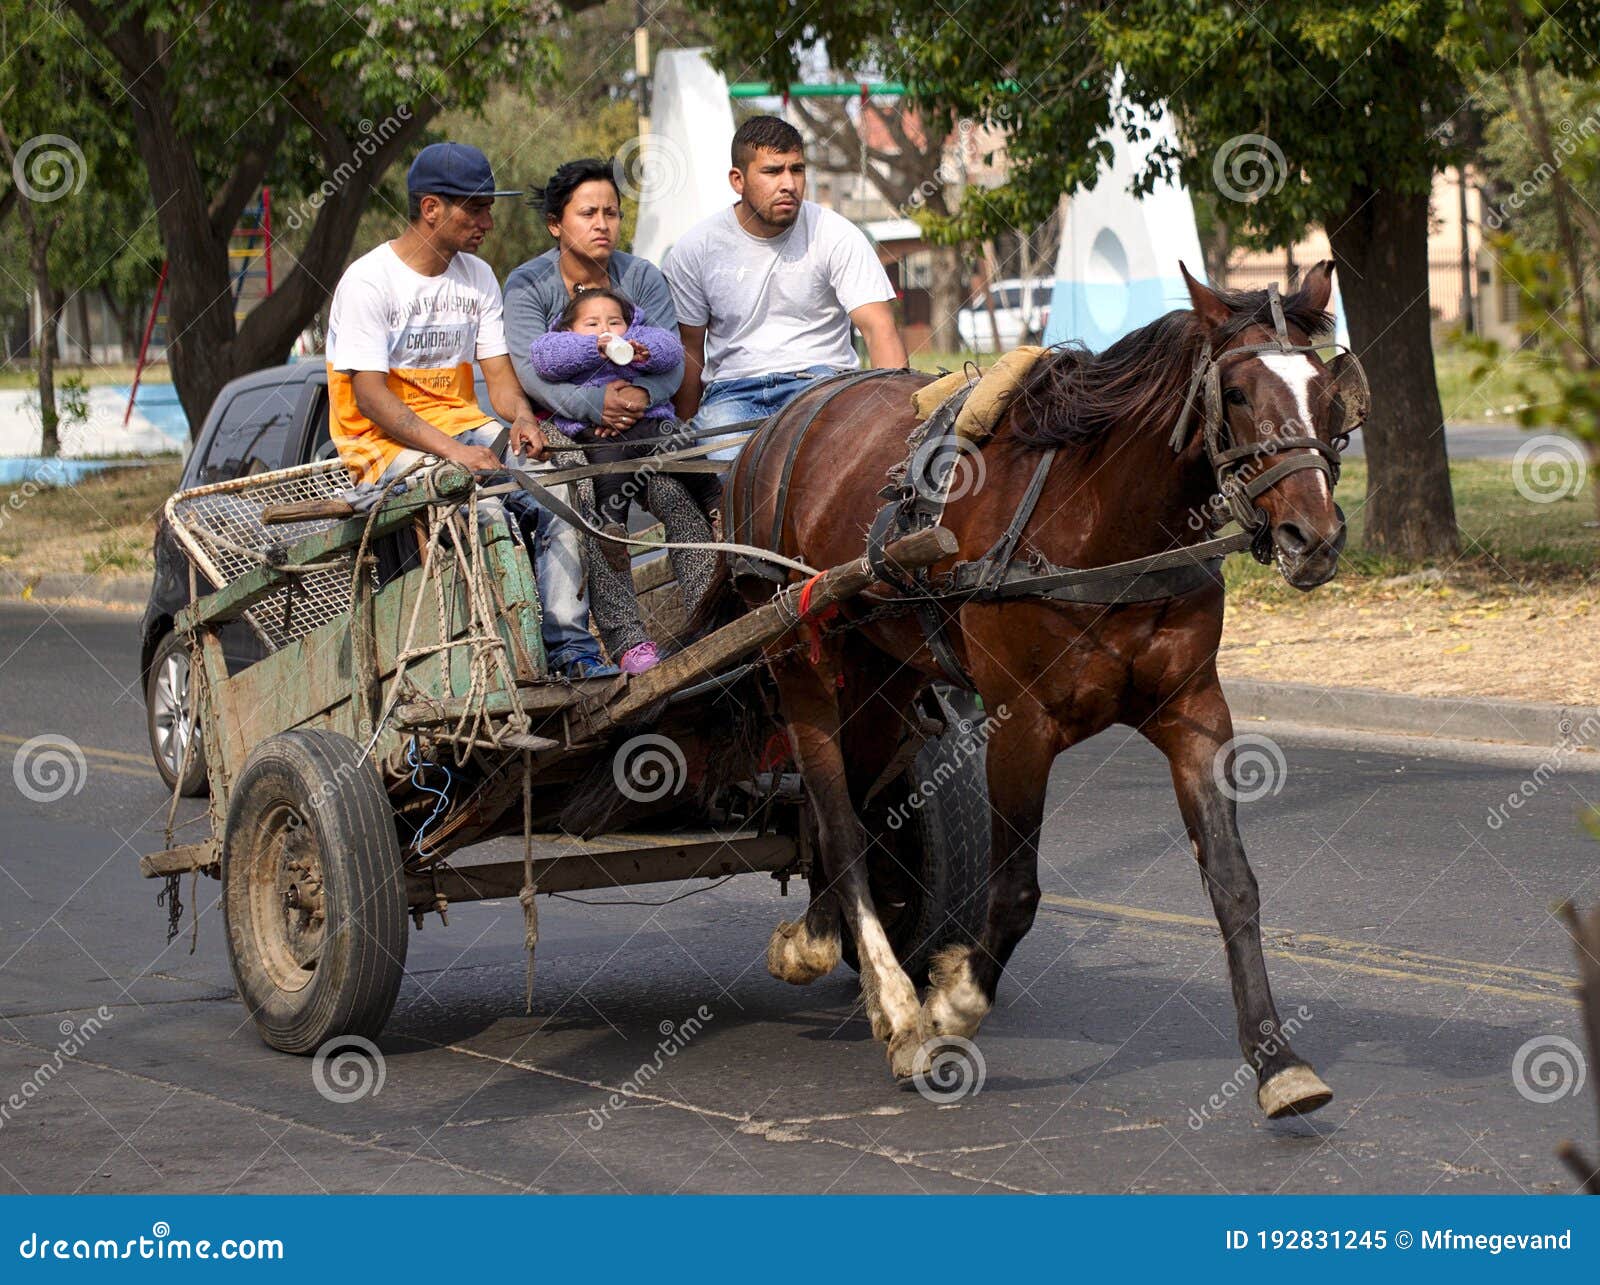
[222,730,407,1054]
[843,693,991,986]
[146,631,208,797]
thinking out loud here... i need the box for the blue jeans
[693,365,842,462]
[360,425,601,670]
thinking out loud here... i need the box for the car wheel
[146,631,208,797]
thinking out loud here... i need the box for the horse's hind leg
[767,864,841,985]
[923,707,1058,1040]
[770,656,930,1079]
[1142,678,1333,1119]
[768,651,923,988]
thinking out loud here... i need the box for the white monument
[630,49,737,267]
[1044,89,1208,352]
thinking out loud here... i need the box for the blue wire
[406,738,453,860]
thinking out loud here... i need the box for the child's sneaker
[599,522,632,574]
[618,641,660,674]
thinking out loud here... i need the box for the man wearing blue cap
[326,142,614,677]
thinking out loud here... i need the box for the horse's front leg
[923,706,1059,1040]
[1142,678,1334,1118]
[771,657,930,1079]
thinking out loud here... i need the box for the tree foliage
[691,0,1600,559]
[62,0,607,433]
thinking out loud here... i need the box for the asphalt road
[1342,421,1580,462]
[1,600,1597,1195]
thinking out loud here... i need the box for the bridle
[1168,282,1368,563]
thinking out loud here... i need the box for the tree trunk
[74,291,93,363]
[927,242,964,353]
[102,286,141,361]
[1325,186,1459,560]
[29,245,62,458]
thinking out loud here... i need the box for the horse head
[1180,261,1354,590]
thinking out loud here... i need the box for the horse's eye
[1223,387,1248,408]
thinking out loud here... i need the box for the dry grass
[1220,460,1600,704]
[0,459,184,580]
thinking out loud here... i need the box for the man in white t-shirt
[665,115,908,497]
[326,142,612,676]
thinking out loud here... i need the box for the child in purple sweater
[528,289,685,570]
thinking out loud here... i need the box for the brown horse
[712,262,1350,1118]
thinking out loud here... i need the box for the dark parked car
[140,362,504,795]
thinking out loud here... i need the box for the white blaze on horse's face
[1257,352,1332,502]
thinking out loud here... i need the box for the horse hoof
[924,945,990,1039]
[1258,1065,1333,1118]
[766,919,840,986]
[888,1029,933,1082]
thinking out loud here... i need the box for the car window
[307,386,336,464]
[197,383,300,483]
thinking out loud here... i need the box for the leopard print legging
[551,449,716,660]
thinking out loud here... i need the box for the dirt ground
[1218,570,1600,705]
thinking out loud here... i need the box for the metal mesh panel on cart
[164,461,376,651]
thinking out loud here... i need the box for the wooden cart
[141,457,987,1053]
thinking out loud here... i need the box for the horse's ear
[1299,259,1335,313]
[1180,261,1231,331]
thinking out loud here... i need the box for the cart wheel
[146,631,207,797]
[222,730,407,1054]
[845,691,990,986]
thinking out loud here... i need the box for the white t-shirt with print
[325,243,507,482]
[663,201,896,384]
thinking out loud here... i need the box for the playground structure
[125,189,275,427]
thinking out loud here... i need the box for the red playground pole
[261,186,274,295]
[124,262,168,428]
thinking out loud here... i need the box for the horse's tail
[687,552,745,639]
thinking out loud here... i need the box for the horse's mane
[1009,279,1335,451]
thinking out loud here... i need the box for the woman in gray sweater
[504,159,714,673]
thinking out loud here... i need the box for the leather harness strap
[727,368,907,583]
[718,331,1363,693]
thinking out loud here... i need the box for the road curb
[1223,677,1597,753]
[2,575,1592,753]
[0,569,152,609]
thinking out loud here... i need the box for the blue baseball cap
[406,142,521,199]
